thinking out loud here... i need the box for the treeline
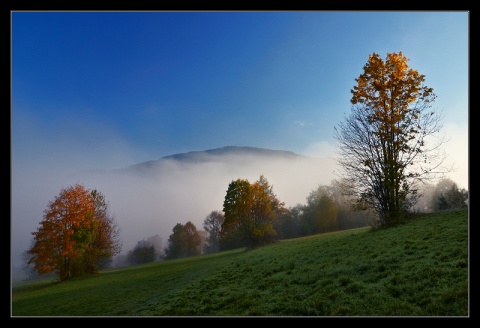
[23,175,467,280]
[119,176,467,266]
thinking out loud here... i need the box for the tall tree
[334,52,448,226]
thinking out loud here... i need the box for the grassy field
[11,208,468,317]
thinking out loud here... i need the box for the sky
[11,11,469,277]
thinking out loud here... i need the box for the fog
[11,150,338,281]
[11,122,468,282]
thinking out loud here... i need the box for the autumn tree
[83,189,122,272]
[27,184,121,281]
[258,174,288,220]
[164,221,202,260]
[220,179,250,250]
[220,175,281,250]
[334,52,448,227]
[203,210,224,254]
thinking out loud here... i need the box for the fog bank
[11,151,337,280]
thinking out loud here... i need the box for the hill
[11,208,469,317]
[115,146,306,173]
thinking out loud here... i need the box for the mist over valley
[11,146,337,279]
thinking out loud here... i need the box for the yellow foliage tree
[221,176,281,249]
[334,52,449,226]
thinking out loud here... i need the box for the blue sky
[11,11,469,273]
[12,11,468,181]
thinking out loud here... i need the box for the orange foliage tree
[221,175,282,250]
[27,184,121,281]
[334,52,448,226]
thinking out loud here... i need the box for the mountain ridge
[162,146,302,161]
[122,146,306,172]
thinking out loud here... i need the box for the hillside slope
[12,208,469,317]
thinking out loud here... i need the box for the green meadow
[11,208,468,317]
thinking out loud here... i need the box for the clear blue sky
[10,11,469,274]
[12,11,468,182]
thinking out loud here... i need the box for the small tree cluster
[429,178,468,212]
[274,180,372,240]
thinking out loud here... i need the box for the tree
[127,240,156,265]
[83,189,122,272]
[220,176,280,250]
[273,204,303,240]
[334,52,448,227]
[203,210,224,254]
[164,221,202,260]
[183,221,202,257]
[220,179,251,250]
[327,179,372,230]
[302,185,338,234]
[429,178,468,212]
[26,184,121,281]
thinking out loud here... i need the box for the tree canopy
[334,52,448,226]
[164,221,202,260]
[127,240,156,265]
[27,184,121,281]
[302,185,338,234]
[220,175,282,249]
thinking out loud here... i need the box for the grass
[11,208,468,317]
